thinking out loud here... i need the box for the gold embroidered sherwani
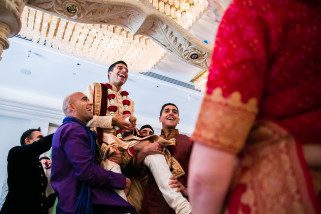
[86,82,134,148]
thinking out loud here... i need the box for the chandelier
[191,69,208,92]
[18,6,166,72]
[148,0,208,28]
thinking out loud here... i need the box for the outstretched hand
[169,175,188,197]
[142,142,163,156]
[112,115,132,130]
[135,142,163,165]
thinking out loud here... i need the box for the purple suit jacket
[51,119,135,213]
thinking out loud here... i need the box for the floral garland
[105,83,131,138]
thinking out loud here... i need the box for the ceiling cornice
[0,97,64,124]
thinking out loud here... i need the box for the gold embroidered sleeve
[85,82,114,129]
[192,88,258,154]
[87,115,113,129]
[130,98,135,115]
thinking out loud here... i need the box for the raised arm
[9,134,53,158]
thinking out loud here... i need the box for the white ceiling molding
[0,87,64,124]
[0,98,64,125]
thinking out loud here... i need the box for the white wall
[0,115,55,190]
[0,97,62,195]
[0,116,30,189]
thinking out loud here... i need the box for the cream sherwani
[86,83,134,147]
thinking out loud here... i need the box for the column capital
[0,0,27,59]
[0,23,10,59]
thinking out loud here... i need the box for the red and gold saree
[192,0,321,212]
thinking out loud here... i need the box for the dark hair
[159,103,179,116]
[140,124,154,133]
[20,128,41,146]
[39,156,50,161]
[108,61,128,73]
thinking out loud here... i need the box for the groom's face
[108,63,128,87]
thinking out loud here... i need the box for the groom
[86,61,191,213]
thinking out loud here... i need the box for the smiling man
[51,92,134,214]
[86,61,136,136]
[141,103,193,214]
[85,61,138,177]
[86,61,140,206]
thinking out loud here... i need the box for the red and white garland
[106,83,131,138]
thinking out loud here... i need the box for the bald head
[62,92,93,123]
[63,92,82,116]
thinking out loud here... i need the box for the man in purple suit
[51,92,135,214]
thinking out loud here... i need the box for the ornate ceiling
[26,0,211,71]
[0,0,227,81]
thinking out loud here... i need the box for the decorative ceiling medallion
[181,46,207,68]
[18,6,166,72]
[63,1,82,19]
[190,53,199,59]
[66,4,78,14]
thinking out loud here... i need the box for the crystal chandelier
[192,69,208,92]
[18,6,166,72]
[149,0,208,28]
